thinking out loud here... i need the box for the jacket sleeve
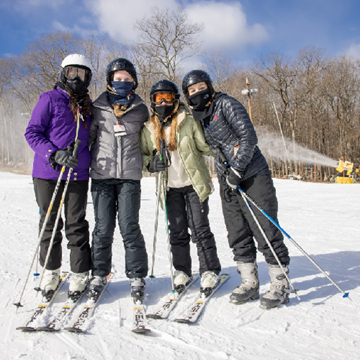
[192,118,215,157]
[87,111,98,149]
[140,126,153,171]
[24,92,59,161]
[222,96,258,172]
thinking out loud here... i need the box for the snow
[0,172,359,360]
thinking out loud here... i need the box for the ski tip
[36,327,59,332]
[64,327,85,334]
[16,326,37,332]
[132,327,151,334]
[174,319,191,324]
[146,314,162,320]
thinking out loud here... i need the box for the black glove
[51,147,78,169]
[226,168,243,190]
[147,155,166,173]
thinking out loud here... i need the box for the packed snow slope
[0,172,359,360]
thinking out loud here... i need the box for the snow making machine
[335,160,359,184]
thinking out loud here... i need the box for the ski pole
[14,165,66,308]
[37,140,82,293]
[149,171,162,283]
[238,186,351,300]
[158,139,175,292]
[238,189,299,300]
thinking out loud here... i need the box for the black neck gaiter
[155,104,175,122]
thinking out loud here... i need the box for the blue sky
[1,0,360,65]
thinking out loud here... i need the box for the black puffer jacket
[200,92,270,181]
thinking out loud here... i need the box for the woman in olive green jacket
[140,79,221,295]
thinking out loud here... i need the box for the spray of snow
[256,128,339,168]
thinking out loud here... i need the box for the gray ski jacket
[88,92,149,180]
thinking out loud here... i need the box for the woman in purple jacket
[25,54,93,299]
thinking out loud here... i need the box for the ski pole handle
[160,139,165,162]
[72,139,81,157]
[216,146,228,167]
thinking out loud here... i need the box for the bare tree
[134,6,203,81]
[81,34,129,98]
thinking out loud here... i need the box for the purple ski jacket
[25,87,92,181]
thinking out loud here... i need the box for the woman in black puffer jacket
[182,70,290,310]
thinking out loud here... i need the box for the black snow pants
[91,179,148,278]
[166,185,221,277]
[33,178,91,273]
[220,173,290,266]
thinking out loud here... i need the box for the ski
[132,301,151,334]
[36,282,89,332]
[16,272,70,332]
[146,274,199,320]
[174,273,229,324]
[64,273,112,333]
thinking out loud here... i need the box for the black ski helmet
[106,58,138,90]
[182,70,214,98]
[150,79,180,107]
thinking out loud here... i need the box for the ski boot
[130,278,146,304]
[173,270,191,294]
[260,264,290,310]
[230,261,259,304]
[88,275,108,300]
[200,271,218,297]
[68,271,89,300]
[40,268,61,301]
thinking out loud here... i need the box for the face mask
[66,78,88,96]
[111,81,133,97]
[188,88,212,110]
[155,104,175,121]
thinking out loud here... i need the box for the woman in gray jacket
[88,58,148,303]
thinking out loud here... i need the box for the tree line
[0,7,359,181]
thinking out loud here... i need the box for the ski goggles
[152,92,175,104]
[64,66,91,81]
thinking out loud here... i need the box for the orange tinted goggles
[153,92,175,103]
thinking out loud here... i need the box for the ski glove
[51,147,78,169]
[226,168,243,190]
[147,155,167,173]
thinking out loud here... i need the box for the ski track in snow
[0,172,359,360]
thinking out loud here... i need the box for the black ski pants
[91,179,148,278]
[166,185,221,277]
[220,174,290,266]
[33,178,91,273]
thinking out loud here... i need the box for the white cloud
[346,43,360,59]
[52,20,97,38]
[85,0,268,52]
[85,0,179,43]
[186,1,268,51]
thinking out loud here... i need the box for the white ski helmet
[59,54,92,95]
[61,54,92,70]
